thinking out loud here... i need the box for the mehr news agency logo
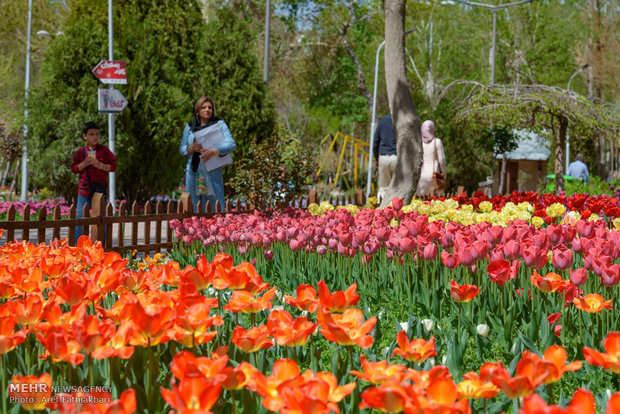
[8,382,115,405]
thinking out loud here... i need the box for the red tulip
[487,259,518,287]
[450,279,481,302]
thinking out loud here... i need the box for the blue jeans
[75,194,107,244]
[75,195,91,243]
[185,169,224,213]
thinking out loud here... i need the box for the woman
[416,120,446,196]
[179,96,236,212]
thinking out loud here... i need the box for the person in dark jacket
[372,114,397,201]
[71,121,116,243]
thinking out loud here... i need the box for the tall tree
[27,0,273,201]
[381,0,423,207]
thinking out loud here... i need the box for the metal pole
[264,0,271,85]
[490,9,496,85]
[108,0,116,208]
[21,0,33,202]
[366,41,385,199]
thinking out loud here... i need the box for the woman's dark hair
[82,121,100,135]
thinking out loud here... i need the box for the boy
[71,121,116,243]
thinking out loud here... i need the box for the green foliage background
[26,0,273,202]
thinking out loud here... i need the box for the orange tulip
[421,376,471,414]
[71,315,116,355]
[392,331,436,363]
[351,355,407,384]
[457,372,499,399]
[232,325,274,353]
[180,254,216,291]
[267,309,318,347]
[90,322,135,360]
[317,280,360,312]
[9,373,52,411]
[521,388,596,414]
[0,316,27,354]
[531,270,571,293]
[317,308,376,348]
[308,371,356,404]
[573,294,613,313]
[35,325,85,366]
[253,359,303,411]
[122,299,175,346]
[608,393,620,414]
[224,287,277,313]
[160,377,221,413]
[531,346,583,384]
[51,273,99,306]
[9,293,45,326]
[583,331,620,373]
[450,279,481,302]
[284,284,319,313]
[489,357,547,399]
[359,381,414,413]
[212,261,268,293]
[279,384,334,414]
[169,350,228,382]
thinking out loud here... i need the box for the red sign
[92,60,127,84]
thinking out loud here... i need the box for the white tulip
[399,322,409,332]
[476,324,489,338]
[421,319,434,332]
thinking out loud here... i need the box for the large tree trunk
[554,115,568,195]
[380,0,423,208]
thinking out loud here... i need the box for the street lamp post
[565,65,589,172]
[21,0,33,202]
[264,0,271,85]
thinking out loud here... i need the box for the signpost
[92,60,127,84]
[91,19,126,208]
[98,89,127,113]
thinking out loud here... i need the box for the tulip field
[1,191,619,413]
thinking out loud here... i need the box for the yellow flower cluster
[135,252,169,270]
[307,196,611,229]
[545,203,566,218]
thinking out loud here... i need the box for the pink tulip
[522,244,548,269]
[338,231,352,246]
[569,268,588,287]
[421,243,438,261]
[551,246,573,270]
[399,237,415,254]
[502,239,521,260]
[576,220,594,237]
[374,226,391,242]
[391,197,404,211]
[486,226,503,245]
[290,238,305,252]
[328,238,338,250]
[440,251,460,269]
[601,264,620,286]
[458,247,476,267]
[316,245,328,255]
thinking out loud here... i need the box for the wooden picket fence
[0,187,465,254]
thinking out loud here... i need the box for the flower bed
[1,191,619,413]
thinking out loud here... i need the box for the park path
[1,221,170,257]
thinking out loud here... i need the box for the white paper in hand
[193,123,233,172]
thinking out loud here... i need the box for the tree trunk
[554,115,568,195]
[380,0,423,208]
